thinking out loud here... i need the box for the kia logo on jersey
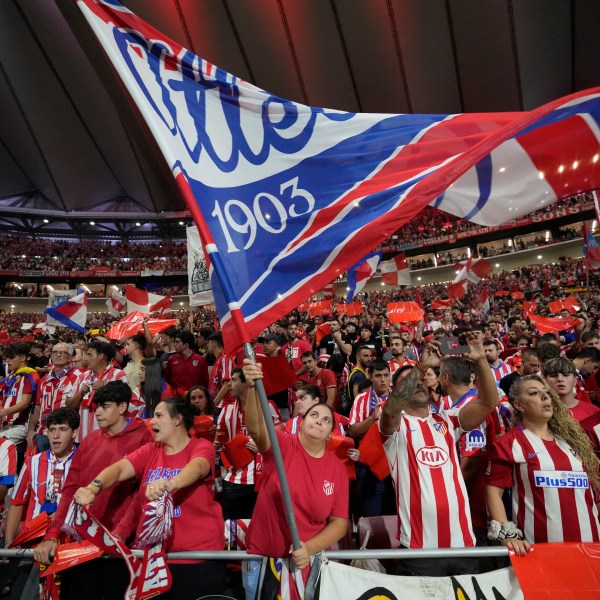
[416,446,449,468]
[323,480,334,496]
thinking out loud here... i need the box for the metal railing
[0,547,509,560]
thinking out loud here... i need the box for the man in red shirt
[300,351,337,408]
[34,381,153,599]
[280,320,312,384]
[165,330,208,396]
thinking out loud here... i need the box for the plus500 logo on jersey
[534,470,589,489]
[416,446,449,468]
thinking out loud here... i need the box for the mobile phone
[439,337,470,355]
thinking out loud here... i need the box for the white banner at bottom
[319,560,524,600]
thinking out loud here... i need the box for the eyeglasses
[52,350,70,355]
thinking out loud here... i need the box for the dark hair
[231,367,246,383]
[163,327,179,339]
[581,330,600,344]
[3,342,31,359]
[160,396,198,430]
[207,332,224,347]
[140,357,163,415]
[543,356,577,377]
[326,353,346,375]
[301,351,315,360]
[176,331,196,349]
[354,344,371,356]
[296,384,322,401]
[536,341,561,364]
[440,356,473,386]
[184,385,215,416]
[368,359,390,374]
[199,326,215,339]
[46,407,80,430]
[128,334,147,351]
[522,348,539,361]
[93,380,131,406]
[87,339,116,362]
[575,346,600,362]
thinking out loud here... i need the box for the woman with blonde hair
[486,374,600,556]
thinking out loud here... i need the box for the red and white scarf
[63,494,173,599]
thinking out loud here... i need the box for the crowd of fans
[382,193,591,250]
[0,249,598,598]
[0,193,591,278]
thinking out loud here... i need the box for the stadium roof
[1,0,599,239]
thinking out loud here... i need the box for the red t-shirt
[569,400,600,423]
[308,368,338,404]
[164,353,208,396]
[126,438,224,559]
[247,430,348,557]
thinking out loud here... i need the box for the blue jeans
[242,559,263,600]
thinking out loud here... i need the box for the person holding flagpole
[242,359,349,600]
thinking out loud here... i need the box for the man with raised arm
[379,331,499,577]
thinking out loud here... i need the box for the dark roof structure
[1,0,599,239]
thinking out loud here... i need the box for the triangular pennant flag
[380,253,411,286]
[44,292,88,333]
[346,252,381,302]
[126,285,172,314]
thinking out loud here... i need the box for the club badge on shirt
[323,480,334,496]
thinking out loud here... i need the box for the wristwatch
[89,479,103,492]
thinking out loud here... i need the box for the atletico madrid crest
[433,422,448,436]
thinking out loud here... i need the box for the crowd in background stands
[0,239,188,272]
[0,193,591,276]
[383,193,590,249]
[0,256,594,344]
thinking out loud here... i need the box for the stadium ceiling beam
[0,206,191,221]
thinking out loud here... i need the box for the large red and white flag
[380,253,411,286]
[106,289,126,318]
[456,257,493,283]
[77,0,600,352]
[125,285,172,315]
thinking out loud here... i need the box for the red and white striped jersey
[217,400,281,485]
[0,368,39,428]
[489,361,514,386]
[11,447,77,521]
[285,412,348,437]
[0,437,17,485]
[209,351,235,397]
[76,367,128,441]
[34,367,80,434]
[382,410,476,549]
[349,388,388,426]
[487,426,600,543]
[388,357,417,377]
